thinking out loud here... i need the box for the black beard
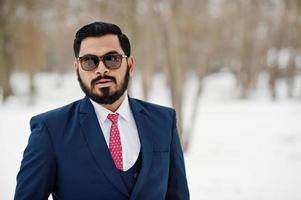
[77,68,130,104]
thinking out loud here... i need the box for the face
[75,35,134,104]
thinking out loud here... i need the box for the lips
[94,79,114,88]
[96,79,113,84]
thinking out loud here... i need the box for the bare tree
[0,0,15,101]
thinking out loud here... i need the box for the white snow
[1,71,301,200]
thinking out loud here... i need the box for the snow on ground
[1,71,301,200]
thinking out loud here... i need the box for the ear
[74,60,79,70]
[127,56,135,76]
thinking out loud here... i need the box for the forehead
[79,34,123,56]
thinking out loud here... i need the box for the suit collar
[79,97,130,197]
[128,98,154,199]
[79,96,154,199]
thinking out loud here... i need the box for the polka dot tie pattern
[107,113,123,171]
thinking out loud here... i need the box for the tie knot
[107,113,119,124]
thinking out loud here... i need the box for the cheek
[79,71,92,85]
[117,68,128,81]
[115,75,125,86]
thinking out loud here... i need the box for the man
[14,21,189,200]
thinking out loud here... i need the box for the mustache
[91,75,116,85]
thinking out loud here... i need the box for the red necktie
[107,113,123,171]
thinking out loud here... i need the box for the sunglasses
[77,53,127,71]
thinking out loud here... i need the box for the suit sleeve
[166,110,190,200]
[14,116,56,200]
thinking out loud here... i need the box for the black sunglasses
[77,53,127,71]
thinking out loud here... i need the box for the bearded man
[14,21,189,200]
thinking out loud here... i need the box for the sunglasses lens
[79,54,124,70]
[103,54,122,69]
[80,55,99,71]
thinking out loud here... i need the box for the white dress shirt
[90,93,141,171]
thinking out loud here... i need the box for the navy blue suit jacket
[15,97,189,200]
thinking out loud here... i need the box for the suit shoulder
[130,98,176,116]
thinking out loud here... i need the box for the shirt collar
[90,92,131,124]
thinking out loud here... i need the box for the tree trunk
[0,31,14,101]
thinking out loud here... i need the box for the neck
[101,93,126,112]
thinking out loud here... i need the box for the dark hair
[73,21,131,58]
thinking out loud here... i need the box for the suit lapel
[78,97,129,197]
[129,98,154,200]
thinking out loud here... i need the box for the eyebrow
[90,50,120,56]
[103,50,120,55]
[79,50,121,58]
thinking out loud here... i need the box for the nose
[94,60,109,75]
